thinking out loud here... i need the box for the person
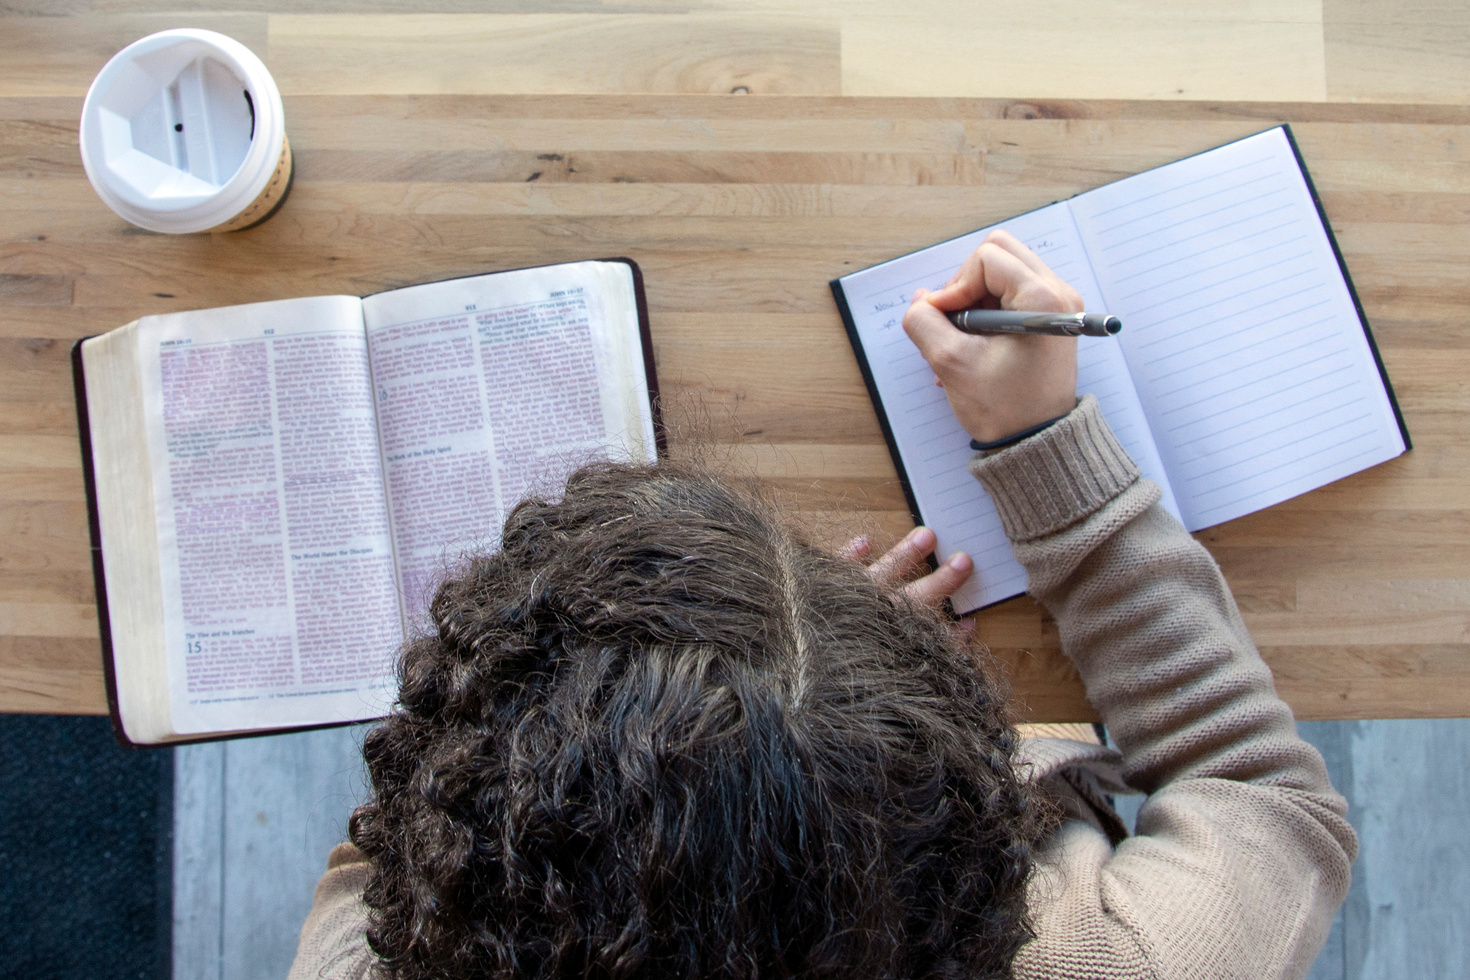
[288,232,1356,980]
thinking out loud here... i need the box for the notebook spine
[1279,123,1412,450]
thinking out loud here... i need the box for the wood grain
[1325,0,1470,104]
[841,0,1328,101]
[268,13,840,95]
[0,14,269,96]
[2,93,1468,720]
[6,1,1470,105]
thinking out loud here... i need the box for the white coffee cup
[79,29,293,234]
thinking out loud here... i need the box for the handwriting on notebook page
[838,204,1176,610]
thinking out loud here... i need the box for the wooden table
[2,94,1467,721]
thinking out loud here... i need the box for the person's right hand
[901,230,1083,443]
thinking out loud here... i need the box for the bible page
[836,205,1178,613]
[362,262,656,625]
[135,296,401,736]
[1069,127,1407,531]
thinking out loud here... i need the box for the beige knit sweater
[288,395,1356,980]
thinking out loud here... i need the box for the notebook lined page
[837,204,1176,612]
[1070,127,1406,531]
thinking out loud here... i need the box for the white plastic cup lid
[79,29,286,234]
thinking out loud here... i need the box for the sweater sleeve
[970,395,1357,980]
[287,843,376,980]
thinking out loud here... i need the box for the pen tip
[1105,316,1122,335]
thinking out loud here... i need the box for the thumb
[902,293,962,364]
[921,279,974,312]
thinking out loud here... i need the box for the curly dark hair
[349,463,1045,980]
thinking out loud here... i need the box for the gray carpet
[0,714,172,979]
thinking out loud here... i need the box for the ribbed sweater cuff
[968,394,1140,542]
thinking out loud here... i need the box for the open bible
[74,259,660,746]
[832,127,1409,614]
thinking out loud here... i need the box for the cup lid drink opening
[80,29,286,234]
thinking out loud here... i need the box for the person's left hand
[840,527,975,628]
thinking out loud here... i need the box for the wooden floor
[2,2,1466,978]
[172,727,370,980]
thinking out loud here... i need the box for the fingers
[838,535,871,561]
[984,230,1085,312]
[902,293,970,369]
[862,527,975,610]
[866,526,937,586]
[902,550,974,608]
[904,241,1058,384]
[919,231,1083,319]
[972,243,1043,310]
[983,229,1052,277]
[924,241,1040,313]
[920,252,992,312]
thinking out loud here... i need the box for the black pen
[946,310,1122,337]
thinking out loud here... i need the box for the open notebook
[832,126,1409,614]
